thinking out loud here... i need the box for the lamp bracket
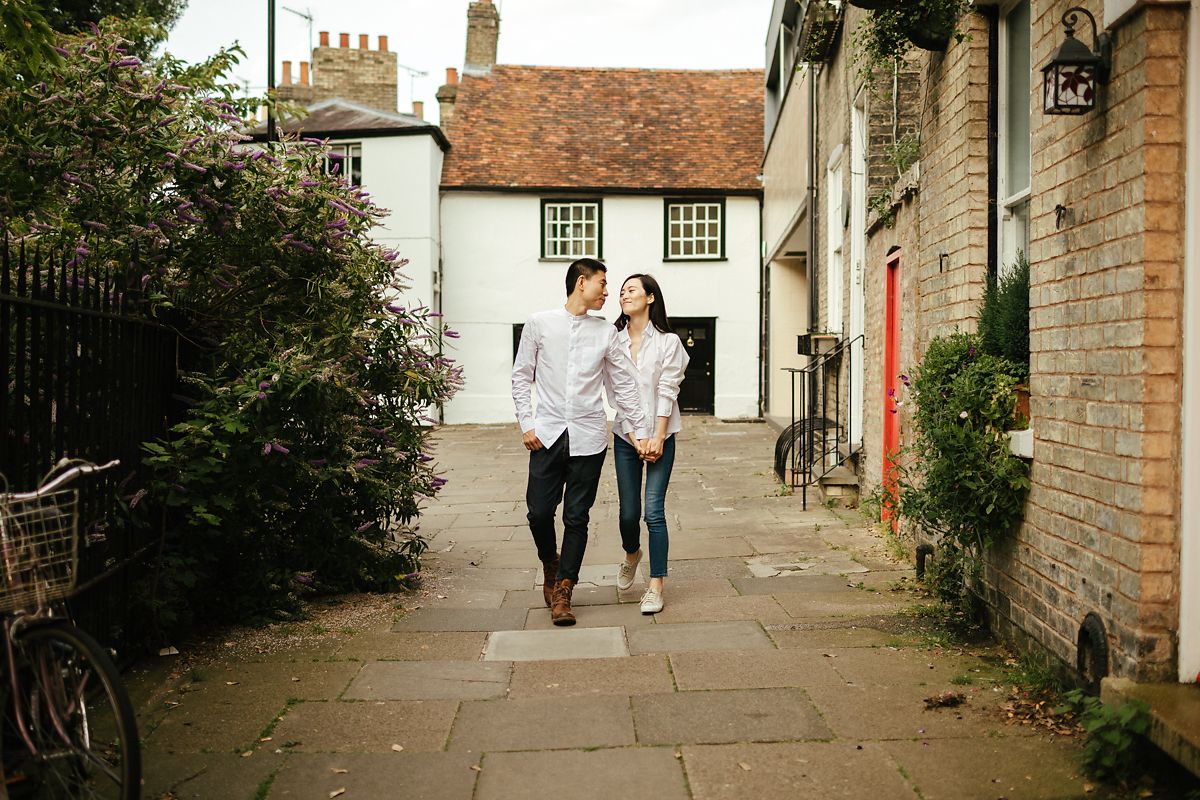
[1062,5,1112,82]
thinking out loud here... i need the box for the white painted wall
[1178,0,1199,684]
[334,134,444,310]
[440,192,762,424]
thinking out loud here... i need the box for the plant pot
[1013,384,1030,426]
[847,0,897,9]
[902,10,956,51]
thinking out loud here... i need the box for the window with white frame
[325,143,362,185]
[998,0,1031,276]
[826,153,844,334]
[542,201,600,259]
[665,200,724,260]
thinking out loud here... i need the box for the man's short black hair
[565,258,607,297]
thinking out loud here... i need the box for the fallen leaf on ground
[738,762,752,771]
[923,691,966,709]
[470,765,482,772]
[331,768,348,774]
[329,789,346,798]
[391,744,404,753]
[240,751,252,758]
[225,681,239,686]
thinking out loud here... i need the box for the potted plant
[978,252,1031,426]
[901,0,972,51]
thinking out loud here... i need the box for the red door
[882,250,902,531]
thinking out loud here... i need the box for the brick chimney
[436,67,458,129]
[464,0,499,76]
[279,30,399,112]
[412,100,424,120]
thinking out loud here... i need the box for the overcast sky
[161,0,774,124]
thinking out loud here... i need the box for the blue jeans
[613,434,676,578]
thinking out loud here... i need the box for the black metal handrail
[774,334,865,509]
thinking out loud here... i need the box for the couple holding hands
[511,258,689,625]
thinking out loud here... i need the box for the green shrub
[1,22,461,630]
[1058,689,1150,782]
[896,333,1030,613]
[978,252,1030,375]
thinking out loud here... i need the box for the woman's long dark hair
[615,274,672,334]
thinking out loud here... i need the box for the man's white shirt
[512,308,648,456]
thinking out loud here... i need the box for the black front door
[672,317,715,415]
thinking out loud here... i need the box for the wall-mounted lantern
[1041,6,1112,115]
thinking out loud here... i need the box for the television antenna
[396,62,429,106]
[282,5,314,55]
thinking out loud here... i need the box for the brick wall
[985,2,1186,681]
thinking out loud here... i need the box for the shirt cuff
[519,418,536,434]
[656,397,674,418]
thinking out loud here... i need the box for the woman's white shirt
[608,321,690,445]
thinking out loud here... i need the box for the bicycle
[0,459,140,799]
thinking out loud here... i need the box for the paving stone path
[136,418,1098,799]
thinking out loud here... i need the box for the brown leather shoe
[550,578,576,626]
[541,556,560,607]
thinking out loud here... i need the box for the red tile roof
[440,66,764,193]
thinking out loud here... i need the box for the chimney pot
[281,60,292,85]
[299,61,310,86]
[447,67,458,85]
[319,30,329,47]
[358,33,368,49]
[339,32,350,48]
[412,100,424,119]
[379,35,389,51]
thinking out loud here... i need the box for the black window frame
[663,197,727,262]
[325,142,363,186]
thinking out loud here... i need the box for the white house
[436,3,765,424]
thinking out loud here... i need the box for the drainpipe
[759,193,768,418]
[807,63,821,419]
[1179,1,1200,684]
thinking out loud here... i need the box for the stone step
[1103,677,1200,778]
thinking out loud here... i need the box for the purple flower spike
[968,347,977,357]
[257,392,267,400]
[259,380,271,390]
[443,329,460,339]
[386,303,405,314]
[431,477,448,487]
[271,443,290,454]
[262,442,272,455]
[356,521,374,532]
[887,388,895,398]
[309,458,327,467]
[889,408,898,415]
[353,458,380,470]
[899,374,910,385]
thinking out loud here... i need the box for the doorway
[673,317,715,415]
[882,251,902,530]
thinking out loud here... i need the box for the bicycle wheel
[12,621,140,799]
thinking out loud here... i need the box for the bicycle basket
[0,488,79,613]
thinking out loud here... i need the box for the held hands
[522,430,544,451]
[636,437,664,463]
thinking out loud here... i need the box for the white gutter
[1179,0,1200,684]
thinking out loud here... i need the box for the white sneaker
[617,550,642,590]
[640,589,664,615]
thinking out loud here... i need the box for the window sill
[539,257,597,262]
[662,257,729,263]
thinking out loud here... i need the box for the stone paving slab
[627,621,774,655]
[681,742,918,800]
[668,649,844,690]
[484,627,629,661]
[507,655,674,698]
[804,681,1016,741]
[141,751,285,800]
[632,688,831,745]
[775,590,912,619]
[448,695,637,752]
[650,595,792,624]
[344,661,510,701]
[432,525,522,543]
[882,736,1090,800]
[440,567,537,591]
[422,588,508,609]
[268,751,480,799]
[268,699,458,752]
[666,557,756,581]
[523,602,655,630]
[822,646,997,686]
[336,631,488,661]
[143,690,290,754]
[502,584,618,608]
[475,747,689,800]
[392,608,529,632]
[669,536,756,560]
[766,625,909,650]
[732,575,856,595]
[745,553,869,577]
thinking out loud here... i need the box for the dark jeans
[525,430,606,583]
[613,434,676,578]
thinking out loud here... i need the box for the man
[512,258,648,625]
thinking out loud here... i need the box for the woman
[609,274,689,614]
